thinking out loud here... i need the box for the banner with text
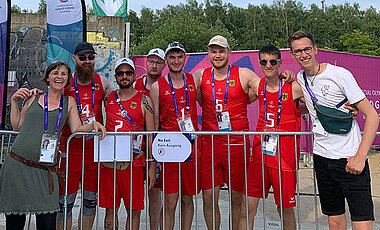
[152,133,192,162]
[133,50,380,147]
[47,0,85,70]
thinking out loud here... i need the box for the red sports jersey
[253,78,301,172]
[157,73,198,131]
[105,90,146,166]
[201,65,248,142]
[59,72,105,154]
[135,76,150,97]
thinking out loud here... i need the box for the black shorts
[313,154,374,221]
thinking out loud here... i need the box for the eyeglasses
[115,71,134,77]
[147,60,165,66]
[78,55,95,61]
[292,47,313,56]
[259,59,280,66]
[168,42,186,49]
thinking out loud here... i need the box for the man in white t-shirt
[288,31,379,230]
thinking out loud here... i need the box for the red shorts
[59,144,98,195]
[98,165,144,210]
[245,162,297,208]
[200,136,250,191]
[161,147,201,195]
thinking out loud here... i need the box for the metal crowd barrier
[0,130,379,229]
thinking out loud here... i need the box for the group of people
[0,31,377,230]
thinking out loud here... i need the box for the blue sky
[11,0,379,13]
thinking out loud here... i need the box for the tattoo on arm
[142,95,154,114]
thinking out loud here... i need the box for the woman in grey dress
[0,61,106,230]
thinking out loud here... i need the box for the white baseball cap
[208,35,230,49]
[114,57,135,73]
[165,42,186,56]
[147,48,165,61]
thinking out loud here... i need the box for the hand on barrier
[93,121,106,140]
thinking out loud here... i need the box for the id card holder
[40,133,59,163]
[81,112,96,139]
[312,118,328,136]
[132,134,143,154]
[81,112,96,125]
[177,114,195,132]
[216,110,232,131]
[262,134,278,156]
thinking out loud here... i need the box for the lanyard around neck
[114,90,135,126]
[73,73,95,115]
[167,73,189,115]
[264,78,283,127]
[44,92,64,133]
[212,65,231,107]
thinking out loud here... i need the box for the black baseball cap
[74,42,96,56]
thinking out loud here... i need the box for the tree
[132,14,232,55]
[340,30,378,56]
[37,0,47,14]
[11,5,22,13]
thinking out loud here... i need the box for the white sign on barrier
[94,135,131,162]
[152,133,192,162]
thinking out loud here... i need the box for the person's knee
[181,194,193,206]
[165,195,179,211]
[57,193,76,221]
[328,214,347,229]
[202,190,214,205]
[231,190,242,206]
[83,190,97,216]
[131,210,141,219]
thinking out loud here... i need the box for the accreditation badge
[80,111,96,125]
[177,114,195,132]
[132,134,143,154]
[80,112,96,139]
[262,134,278,156]
[40,133,59,163]
[216,109,232,131]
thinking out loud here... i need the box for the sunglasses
[78,55,95,61]
[115,71,134,77]
[259,59,280,66]
[292,47,313,56]
[168,42,186,49]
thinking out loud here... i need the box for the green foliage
[11,5,22,13]
[37,0,47,14]
[130,14,232,55]
[339,30,378,55]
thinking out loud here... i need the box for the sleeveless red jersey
[105,90,145,166]
[253,78,301,172]
[201,65,249,142]
[59,72,105,154]
[135,76,150,97]
[157,73,198,131]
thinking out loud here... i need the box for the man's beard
[118,80,133,89]
[75,64,94,82]
[118,82,133,89]
[211,58,228,70]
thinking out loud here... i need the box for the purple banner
[132,50,380,148]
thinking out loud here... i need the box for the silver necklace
[309,64,320,86]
